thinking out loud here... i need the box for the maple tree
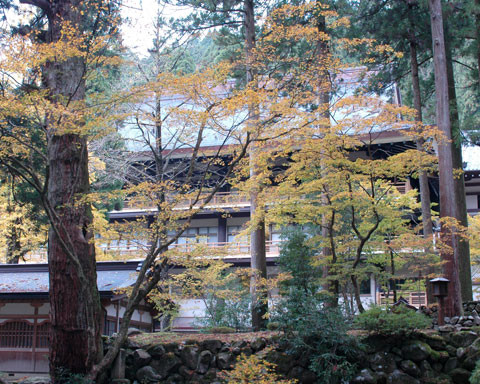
[0,179,47,263]
[0,0,471,381]
[265,94,440,313]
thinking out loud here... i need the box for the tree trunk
[6,226,21,264]
[316,9,338,307]
[407,26,436,303]
[445,31,473,302]
[41,1,103,379]
[390,247,397,303]
[351,275,365,313]
[245,0,268,331]
[409,37,433,238]
[428,0,463,317]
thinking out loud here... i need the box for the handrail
[121,191,251,210]
[100,240,283,256]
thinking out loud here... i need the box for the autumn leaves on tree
[0,0,477,381]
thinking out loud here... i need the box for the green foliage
[55,368,93,384]
[272,229,358,384]
[354,304,431,337]
[470,359,480,384]
[198,276,251,332]
[203,326,236,334]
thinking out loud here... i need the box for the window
[0,321,33,348]
[269,225,282,242]
[360,279,371,295]
[36,322,50,348]
[227,225,248,243]
[103,319,117,336]
[173,227,218,246]
[227,226,249,253]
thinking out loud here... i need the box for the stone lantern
[430,277,450,326]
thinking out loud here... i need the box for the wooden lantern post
[430,277,450,326]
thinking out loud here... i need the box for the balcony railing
[99,240,283,259]
[121,192,250,211]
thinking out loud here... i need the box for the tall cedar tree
[0,0,119,379]
[429,0,465,315]
[348,0,474,303]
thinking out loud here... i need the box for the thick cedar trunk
[428,0,463,316]
[408,26,436,303]
[48,135,102,377]
[41,1,103,379]
[445,34,473,302]
[245,0,267,330]
[409,38,433,238]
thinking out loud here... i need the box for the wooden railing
[376,291,427,307]
[121,192,250,211]
[99,240,283,259]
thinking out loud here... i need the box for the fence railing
[99,240,283,259]
[376,291,427,307]
[121,192,250,210]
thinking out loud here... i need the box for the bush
[470,360,480,384]
[54,368,93,384]
[354,304,431,337]
[271,228,359,384]
[220,353,295,384]
[204,326,236,334]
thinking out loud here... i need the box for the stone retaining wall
[115,329,480,384]
[420,300,480,330]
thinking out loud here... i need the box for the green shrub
[55,368,93,384]
[470,360,480,384]
[354,304,431,337]
[272,228,359,384]
[204,326,236,334]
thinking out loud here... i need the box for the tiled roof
[0,261,140,295]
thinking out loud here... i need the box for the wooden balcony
[120,192,250,211]
[99,240,283,260]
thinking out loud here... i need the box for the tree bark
[37,0,103,379]
[245,0,268,331]
[428,0,463,317]
[350,275,365,313]
[445,31,473,302]
[316,8,337,307]
[407,22,436,303]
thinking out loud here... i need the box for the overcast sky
[121,0,189,56]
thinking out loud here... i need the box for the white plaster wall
[227,217,248,226]
[140,311,152,323]
[0,303,35,316]
[176,299,206,318]
[131,308,141,322]
[105,304,117,318]
[467,195,478,210]
[37,303,49,315]
[179,219,219,227]
[473,284,480,301]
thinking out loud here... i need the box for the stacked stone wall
[115,328,480,384]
